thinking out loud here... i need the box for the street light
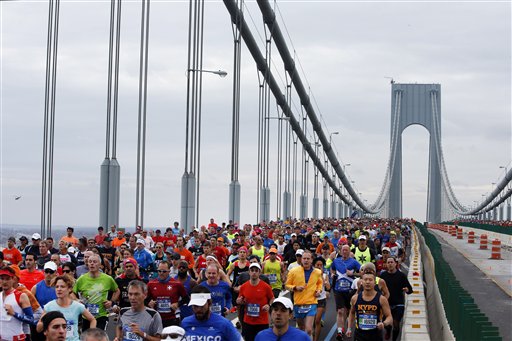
[329,131,339,144]
[188,69,228,77]
[266,116,290,121]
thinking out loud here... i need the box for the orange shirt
[16,285,41,311]
[239,279,274,325]
[3,247,23,265]
[174,247,195,269]
[19,269,45,290]
[60,236,79,247]
[112,237,126,248]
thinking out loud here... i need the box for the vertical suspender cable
[136,0,151,228]
[195,0,205,223]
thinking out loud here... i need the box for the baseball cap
[188,293,211,307]
[123,258,138,267]
[19,236,28,241]
[295,249,304,256]
[217,237,224,242]
[249,263,261,271]
[104,237,112,242]
[291,233,297,237]
[314,232,321,237]
[10,265,20,279]
[8,237,16,243]
[382,247,391,253]
[136,238,146,246]
[269,247,278,254]
[358,235,367,240]
[0,268,15,277]
[32,233,41,240]
[271,296,293,310]
[161,326,186,341]
[44,261,58,271]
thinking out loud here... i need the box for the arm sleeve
[13,306,36,326]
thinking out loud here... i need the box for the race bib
[157,297,171,313]
[247,303,260,317]
[335,278,351,292]
[267,273,277,284]
[123,326,143,341]
[358,313,378,330]
[297,305,311,314]
[66,320,75,338]
[86,303,99,316]
[211,303,222,314]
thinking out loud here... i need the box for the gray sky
[1,0,511,228]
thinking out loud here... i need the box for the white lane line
[325,322,338,340]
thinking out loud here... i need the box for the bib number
[267,273,277,284]
[297,305,311,314]
[211,303,222,314]
[65,320,75,338]
[335,279,351,292]
[157,297,171,313]
[86,303,99,316]
[358,313,378,330]
[123,326,143,341]
[247,303,260,317]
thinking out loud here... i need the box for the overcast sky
[1,0,510,229]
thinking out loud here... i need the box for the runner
[346,271,393,341]
[115,258,142,309]
[173,260,197,321]
[147,261,189,327]
[313,257,331,341]
[73,253,120,330]
[31,261,58,307]
[40,311,67,341]
[181,286,241,340]
[199,265,232,316]
[38,275,97,341]
[254,297,310,341]
[237,263,274,341]
[285,250,323,338]
[331,244,361,340]
[262,247,286,298]
[116,280,163,341]
[379,256,413,341]
[19,253,45,290]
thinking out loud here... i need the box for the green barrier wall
[442,222,512,236]
[416,222,502,341]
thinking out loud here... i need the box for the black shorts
[334,291,353,309]
[317,298,326,308]
[391,305,405,322]
[272,288,281,298]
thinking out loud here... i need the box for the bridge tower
[388,83,442,222]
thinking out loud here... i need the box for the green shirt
[73,272,118,318]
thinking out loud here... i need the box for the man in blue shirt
[181,286,241,341]
[134,239,153,280]
[255,297,309,341]
[199,265,231,316]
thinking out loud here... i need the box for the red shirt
[239,279,274,325]
[152,235,166,244]
[19,269,44,290]
[94,234,106,245]
[147,278,188,321]
[174,247,195,268]
[3,247,22,265]
[213,247,228,268]
[196,255,208,271]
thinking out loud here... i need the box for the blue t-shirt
[199,281,232,315]
[255,326,310,341]
[181,312,241,341]
[44,300,85,341]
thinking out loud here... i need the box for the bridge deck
[430,229,512,340]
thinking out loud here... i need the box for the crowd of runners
[0,217,414,341]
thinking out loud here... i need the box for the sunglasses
[44,269,56,274]
[63,270,72,274]
[157,270,170,273]
[161,334,184,340]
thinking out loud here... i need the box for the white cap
[291,233,297,237]
[249,263,261,271]
[44,261,57,271]
[272,296,293,310]
[188,293,211,307]
[161,326,185,341]
[333,229,339,233]
[32,233,41,240]
[382,246,391,253]
[358,235,367,240]
[314,232,321,237]
[296,249,304,256]
[67,246,76,254]
[136,238,146,246]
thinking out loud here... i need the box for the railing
[416,222,502,340]
[443,222,512,236]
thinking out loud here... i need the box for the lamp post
[182,68,227,233]
[329,131,339,145]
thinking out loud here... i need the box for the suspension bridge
[2,0,511,340]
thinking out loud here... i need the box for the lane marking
[325,322,338,340]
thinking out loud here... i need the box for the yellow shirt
[285,266,323,305]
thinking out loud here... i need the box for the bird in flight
[14,195,22,200]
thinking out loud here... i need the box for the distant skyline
[1,1,510,228]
